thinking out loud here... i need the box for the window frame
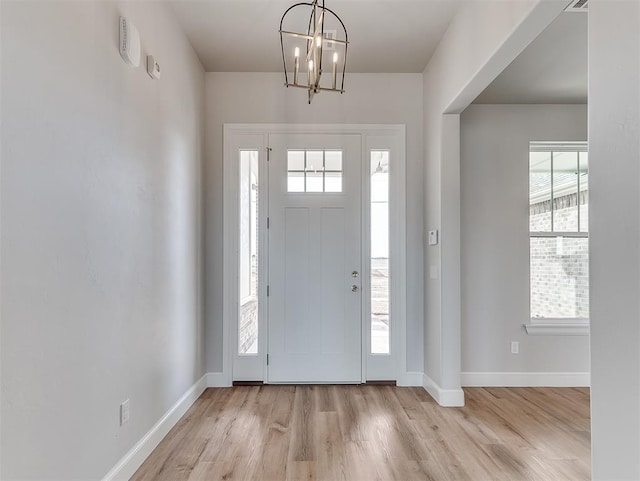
[526,141,590,336]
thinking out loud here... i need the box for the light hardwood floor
[132,385,590,481]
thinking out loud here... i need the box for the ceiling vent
[565,0,588,12]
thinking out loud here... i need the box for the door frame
[222,124,407,385]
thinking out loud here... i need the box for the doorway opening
[223,125,406,384]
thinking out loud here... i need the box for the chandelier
[279,0,348,104]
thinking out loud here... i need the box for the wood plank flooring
[131,386,590,481]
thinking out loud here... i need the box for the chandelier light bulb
[293,47,300,85]
[332,52,338,89]
[316,35,322,48]
[308,59,314,86]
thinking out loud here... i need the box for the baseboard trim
[422,373,465,407]
[461,371,590,387]
[397,371,423,387]
[206,372,231,387]
[102,374,207,481]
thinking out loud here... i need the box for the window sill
[524,322,590,336]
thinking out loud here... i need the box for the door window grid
[287,150,343,192]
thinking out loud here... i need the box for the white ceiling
[474,12,588,104]
[168,0,461,73]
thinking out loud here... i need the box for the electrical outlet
[120,399,130,426]
[511,341,519,354]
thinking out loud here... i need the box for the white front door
[268,133,362,383]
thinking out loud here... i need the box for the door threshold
[232,381,265,386]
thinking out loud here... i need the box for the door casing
[222,124,407,385]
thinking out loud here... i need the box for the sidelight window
[239,150,259,355]
[371,150,390,354]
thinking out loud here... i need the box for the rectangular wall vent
[565,0,588,12]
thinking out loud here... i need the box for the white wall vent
[565,0,588,13]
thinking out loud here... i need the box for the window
[528,142,589,333]
[287,150,343,192]
[239,150,259,354]
[371,151,389,354]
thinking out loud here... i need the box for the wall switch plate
[511,341,519,354]
[428,230,439,246]
[120,399,130,426]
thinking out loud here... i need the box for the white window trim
[364,134,406,380]
[524,322,590,336]
[530,141,588,152]
[224,134,267,380]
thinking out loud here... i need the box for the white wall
[421,0,565,404]
[0,2,205,479]
[204,72,424,373]
[589,1,640,479]
[460,104,590,377]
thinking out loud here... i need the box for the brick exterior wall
[530,191,589,319]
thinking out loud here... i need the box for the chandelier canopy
[279,0,348,104]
